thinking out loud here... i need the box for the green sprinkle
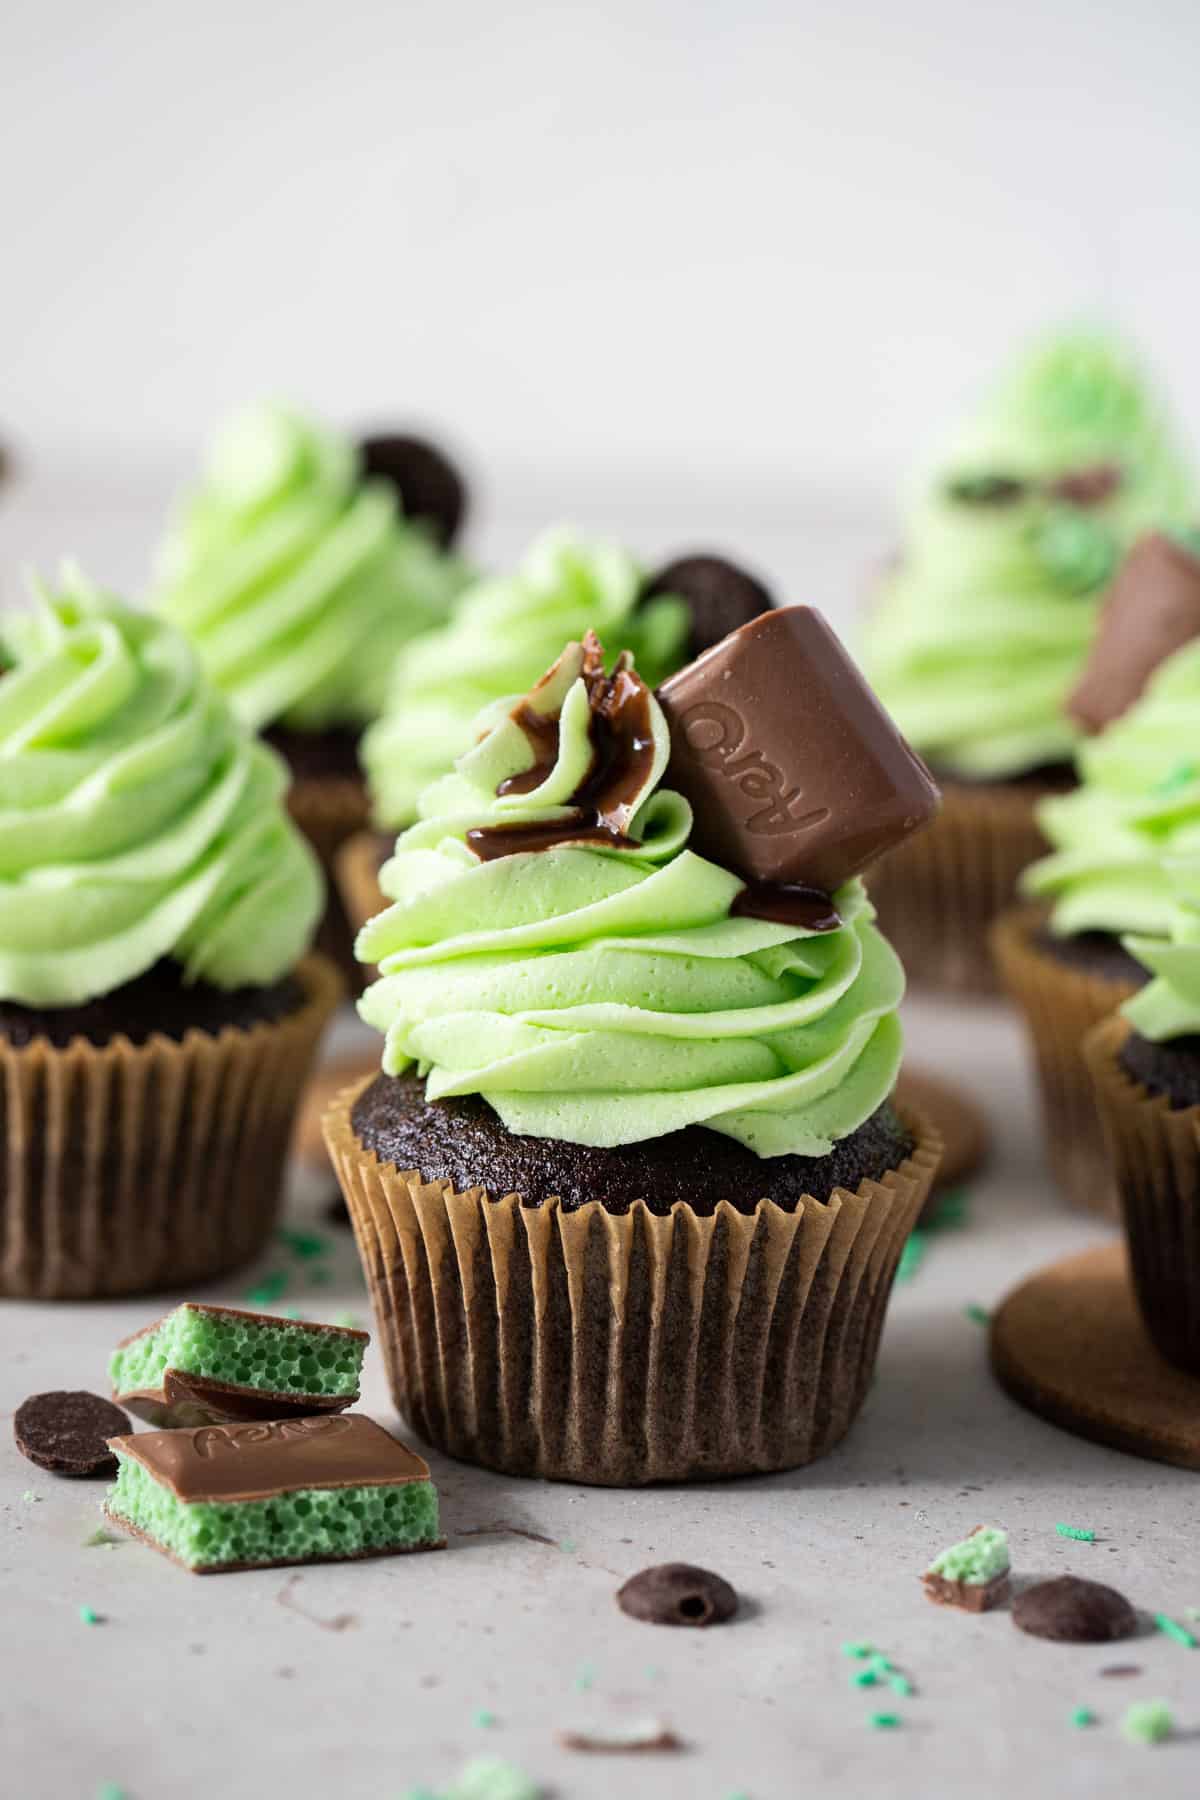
[852,1668,879,1687]
[889,1674,913,1696]
[1071,1706,1097,1728]
[965,1303,990,1325]
[895,1232,927,1284]
[277,1226,328,1259]
[21,1490,39,1503]
[1154,1612,1198,1648]
[1121,1699,1173,1746]
[83,1528,119,1548]
[1153,759,1198,796]
[572,1663,596,1692]
[243,1269,289,1305]
[1056,1523,1096,1542]
[841,1641,873,1658]
[447,1758,540,1800]
[96,1786,128,1800]
[870,1712,901,1729]
[559,1538,577,1554]
[473,1708,497,1729]
[644,1664,663,1680]
[79,1605,101,1626]
[868,1653,894,1674]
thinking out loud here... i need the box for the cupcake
[996,530,1200,1216]
[863,329,1194,993]
[1086,870,1200,1373]
[0,573,340,1298]
[341,528,772,936]
[324,609,941,1484]
[154,404,471,976]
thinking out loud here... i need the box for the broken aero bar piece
[1068,530,1200,732]
[109,1303,368,1427]
[922,1526,1010,1612]
[104,1414,442,1573]
[656,605,940,895]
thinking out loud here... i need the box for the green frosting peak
[1025,638,1200,939]
[0,572,322,1006]
[1123,861,1200,1042]
[155,404,469,732]
[357,638,905,1157]
[362,526,689,827]
[864,329,1194,779]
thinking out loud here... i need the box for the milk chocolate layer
[107,1413,429,1503]
[656,607,940,892]
[1069,531,1200,732]
[922,1570,1011,1613]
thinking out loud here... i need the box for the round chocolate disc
[358,434,467,547]
[1013,1576,1137,1644]
[617,1562,738,1627]
[641,554,773,658]
[14,1391,132,1478]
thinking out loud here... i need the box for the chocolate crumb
[1100,1664,1144,1678]
[617,1563,738,1628]
[14,1391,132,1478]
[560,1721,682,1753]
[1013,1576,1137,1643]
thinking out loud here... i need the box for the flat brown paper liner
[324,1083,941,1485]
[1085,1016,1200,1374]
[866,775,1059,996]
[0,953,341,1300]
[993,906,1139,1218]
[287,772,370,988]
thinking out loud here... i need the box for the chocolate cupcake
[0,574,340,1298]
[325,611,941,1484]
[1086,881,1200,1373]
[153,404,472,980]
[863,329,1194,993]
[997,531,1200,1215]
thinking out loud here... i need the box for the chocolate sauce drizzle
[731,882,840,931]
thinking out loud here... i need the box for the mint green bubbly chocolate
[154,404,470,732]
[357,637,906,1156]
[362,527,690,826]
[110,1305,366,1404]
[0,573,322,1006]
[864,330,1195,778]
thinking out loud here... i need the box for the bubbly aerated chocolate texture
[1068,531,1200,733]
[107,1413,430,1504]
[350,1072,914,1216]
[1119,1031,1200,1110]
[641,553,774,658]
[0,960,305,1049]
[657,606,940,893]
[357,434,468,548]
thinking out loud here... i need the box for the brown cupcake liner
[0,954,342,1301]
[1085,1016,1200,1374]
[287,773,371,990]
[324,1085,941,1485]
[335,828,391,948]
[993,906,1139,1219]
[867,775,1063,996]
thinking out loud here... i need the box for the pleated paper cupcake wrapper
[867,775,1059,997]
[0,953,342,1300]
[1085,1016,1200,1375]
[335,828,391,950]
[993,906,1139,1219]
[324,1085,941,1485]
[287,772,371,989]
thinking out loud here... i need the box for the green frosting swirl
[864,331,1195,778]
[361,527,689,827]
[357,639,904,1156]
[1024,638,1200,937]
[154,405,469,732]
[0,573,322,1006]
[1123,862,1200,1041]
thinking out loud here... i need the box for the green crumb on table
[868,1653,894,1674]
[96,1786,127,1800]
[852,1667,879,1687]
[559,1538,577,1553]
[841,1641,874,1658]
[1154,1613,1198,1648]
[83,1528,119,1548]
[964,1303,990,1325]
[927,1525,1010,1585]
[572,1663,596,1692]
[1071,1706,1097,1728]
[79,1605,101,1625]
[473,1709,498,1728]
[446,1758,541,1800]
[890,1674,913,1696]
[277,1227,328,1260]
[870,1712,901,1729]
[1121,1700,1173,1746]
[243,1270,289,1305]
[1055,1523,1096,1542]
[895,1231,926,1283]
[22,1490,39,1503]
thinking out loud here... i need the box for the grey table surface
[3,994,1198,1800]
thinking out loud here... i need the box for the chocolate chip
[945,473,1028,506]
[1047,463,1122,508]
[358,434,467,547]
[641,554,773,658]
[616,1562,738,1627]
[14,1391,132,1478]
[1012,1576,1137,1643]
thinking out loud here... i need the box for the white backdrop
[4,0,1199,595]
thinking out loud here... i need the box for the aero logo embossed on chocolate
[658,606,940,894]
[192,1416,353,1458]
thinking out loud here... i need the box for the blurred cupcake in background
[1087,861,1200,1373]
[338,528,772,937]
[0,572,339,1298]
[154,404,472,977]
[863,328,1194,993]
[996,529,1200,1215]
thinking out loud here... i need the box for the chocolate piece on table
[641,553,774,658]
[616,1562,739,1627]
[1012,1576,1137,1643]
[922,1523,1010,1613]
[1068,531,1200,732]
[923,1568,1010,1613]
[656,606,940,895]
[358,433,467,548]
[104,1413,444,1573]
[14,1391,132,1478]
[110,1303,368,1429]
